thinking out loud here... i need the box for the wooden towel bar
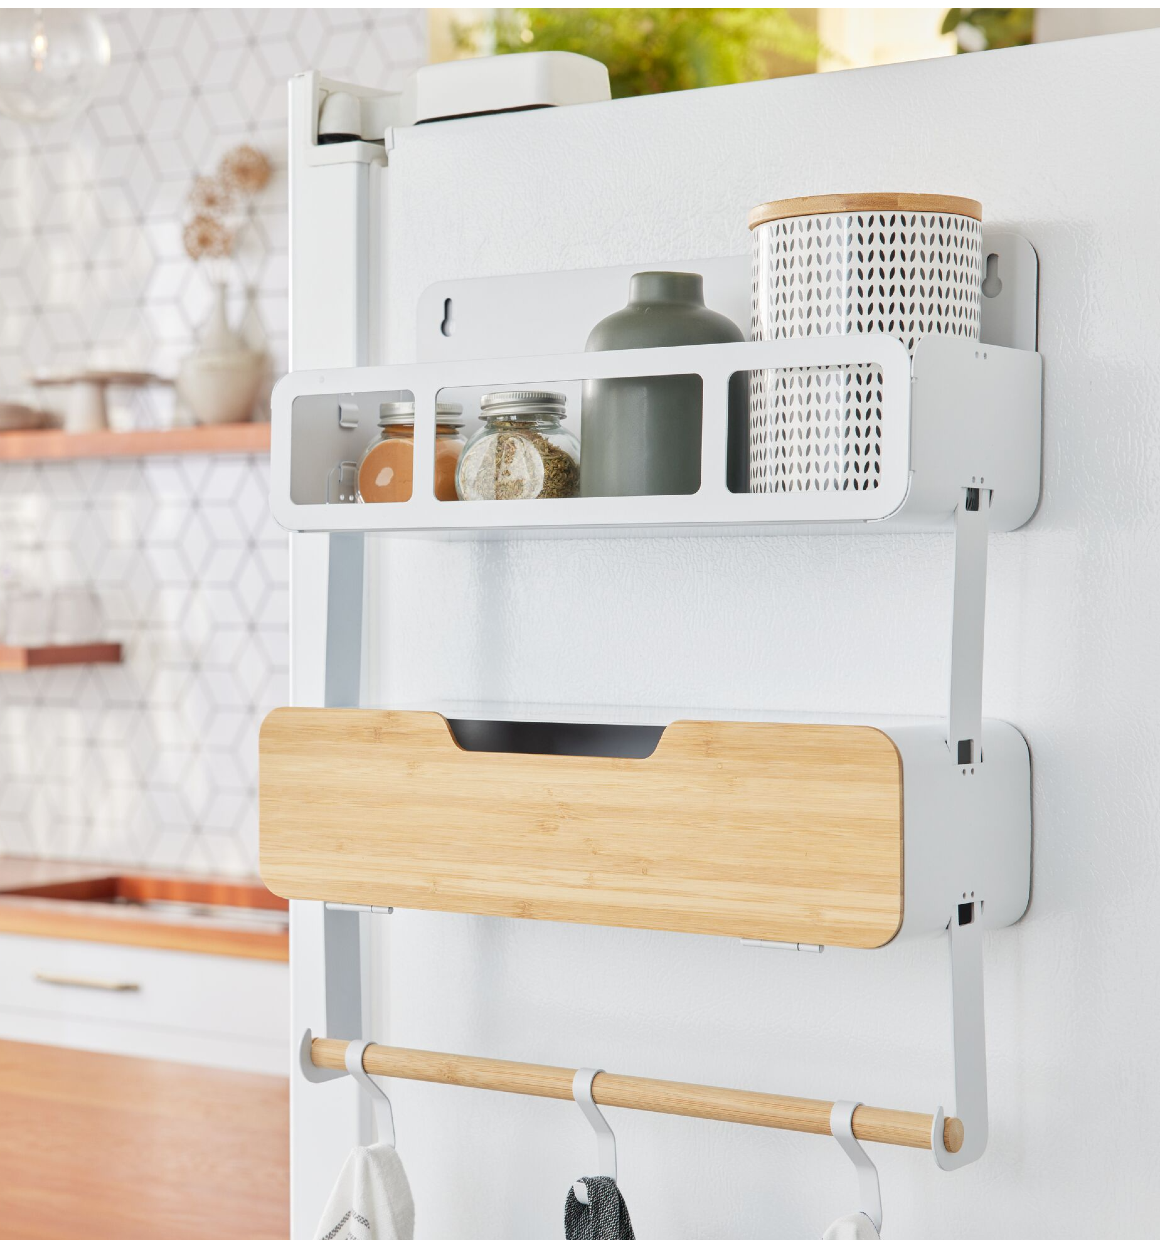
[310,1037,963,1154]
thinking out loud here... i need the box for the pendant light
[0,8,110,123]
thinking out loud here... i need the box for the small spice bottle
[357,400,465,503]
[455,390,580,501]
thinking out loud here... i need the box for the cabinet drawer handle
[33,972,141,993]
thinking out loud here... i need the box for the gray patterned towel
[565,1176,636,1240]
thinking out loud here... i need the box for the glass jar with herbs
[455,390,580,501]
[357,399,465,503]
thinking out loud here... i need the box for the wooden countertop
[0,858,289,962]
[0,1038,289,1240]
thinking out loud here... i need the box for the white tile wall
[0,9,427,874]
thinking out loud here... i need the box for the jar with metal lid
[357,399,465,503]
[456,390,580,501]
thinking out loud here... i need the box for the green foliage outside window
[942,8,1035,52]
[458,8,820,98]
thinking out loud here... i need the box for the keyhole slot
[981,252,1003,299]
[440,297,455,337]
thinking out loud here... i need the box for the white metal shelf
[270,331,1041,535]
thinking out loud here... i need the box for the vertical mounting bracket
[319,528,367,1035]
[286,531,368,1236]
[323,531,364,708]
[933,900,988,1170]
[947,487,991,764]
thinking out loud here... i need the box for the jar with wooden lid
[746,192,983,496]
[357,400,465,503]
[456,390,579,501]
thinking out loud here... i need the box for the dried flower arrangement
[176,144,274,426]
[182,143,272,267]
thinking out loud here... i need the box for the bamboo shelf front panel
[259,710,904,948]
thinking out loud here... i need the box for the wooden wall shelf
[0,643,123,671]
[0,422,270,463]
[259,709,907,948]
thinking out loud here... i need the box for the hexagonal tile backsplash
[0,9,427,875]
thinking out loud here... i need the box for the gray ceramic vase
[580,271,744,497]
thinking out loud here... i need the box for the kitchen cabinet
[0,860,291,1236]
[0,932,288,1072]
[0,860,289,1073]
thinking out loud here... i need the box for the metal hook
[345,1039,396,1148]
[572,1067,616,1207]
[830,1100,883,1234]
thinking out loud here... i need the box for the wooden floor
[0,1039,289,1240]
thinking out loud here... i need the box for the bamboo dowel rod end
[943,1115,965,1155]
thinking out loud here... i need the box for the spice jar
[357,400,465,503]
[456,390,580,501]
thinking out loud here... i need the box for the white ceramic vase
[176,281,265,425]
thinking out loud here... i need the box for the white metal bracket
[299,1025,344,1084]
[947,487,991,765]
[933,900,988,1170]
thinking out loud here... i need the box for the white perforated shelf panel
[269,330,1040,535]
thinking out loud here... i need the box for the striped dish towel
[311,1143,415,1240]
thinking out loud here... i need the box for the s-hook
[830,1100,883,1234]
[345,1038,397,1147]
[573,1067,616,1207]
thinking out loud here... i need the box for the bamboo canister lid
[747,192,983,230]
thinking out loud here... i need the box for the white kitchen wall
[342,31,1157,1240]
[0,9,426,873]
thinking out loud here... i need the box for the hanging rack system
[267,232,1041,1188]
[300,1033,964,1158]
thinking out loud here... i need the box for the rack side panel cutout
[259,709,904,948]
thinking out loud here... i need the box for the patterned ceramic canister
[747,193,983,495]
